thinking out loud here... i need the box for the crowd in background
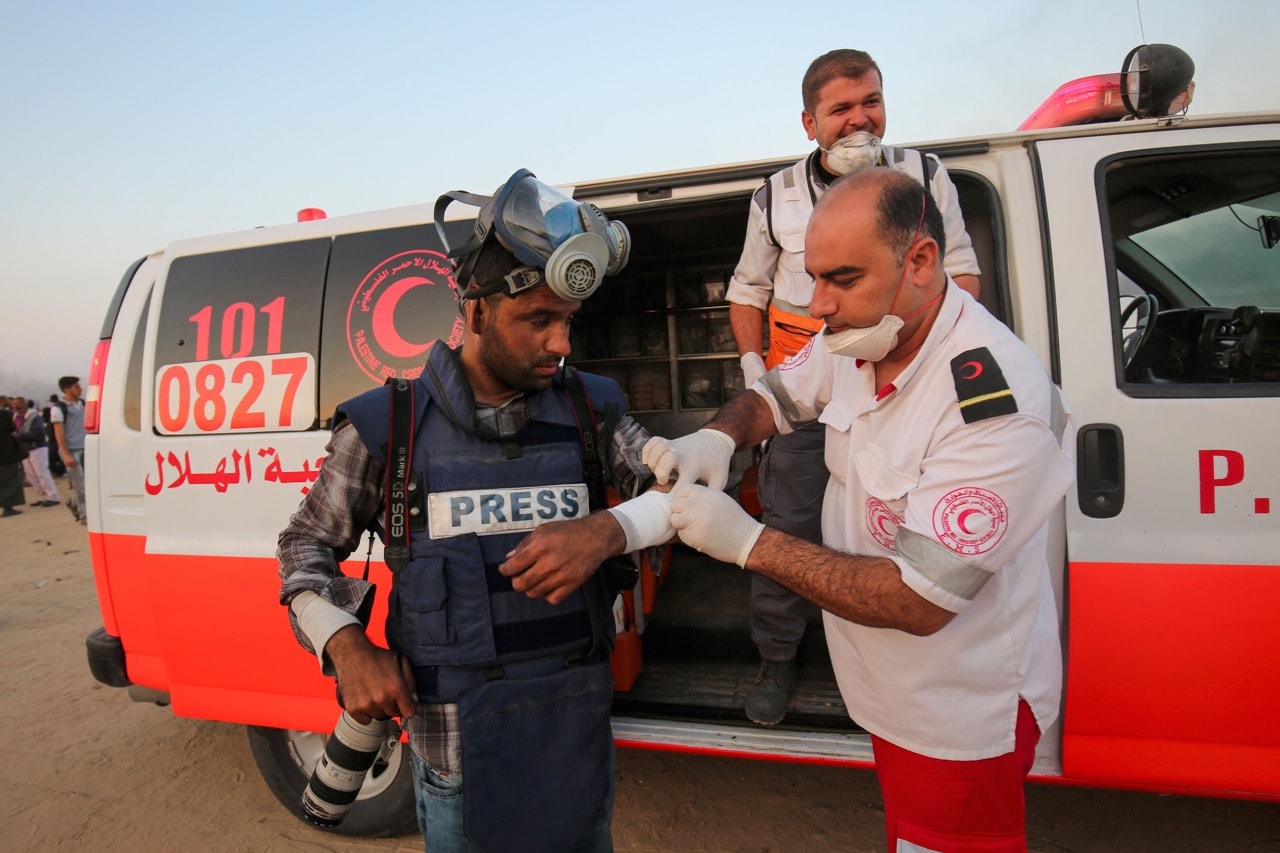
[1,378,86,523]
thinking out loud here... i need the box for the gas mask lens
[497,177,583,262]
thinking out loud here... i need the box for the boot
[745,657,797,726]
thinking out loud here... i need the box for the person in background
[42,396,65,478]
[0,405,26,517]
[13,396,60,507]
[50,376,86,524]
[725,48,982,725]
[649,167,1072,850]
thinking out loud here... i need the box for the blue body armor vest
[337,343,622,703]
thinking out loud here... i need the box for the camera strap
[563,367,636,599]
[562,366,616,513]
[353,378,416,691]
[382,378,415,575]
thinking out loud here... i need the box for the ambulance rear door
[1035,117,1280,799]
[135,210,466,730]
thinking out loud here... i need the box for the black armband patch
[951,347,1018,423]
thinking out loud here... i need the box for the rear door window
[154,239,330,435]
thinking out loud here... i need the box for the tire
[246,722,418,838]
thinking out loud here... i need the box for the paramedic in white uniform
[648,167,1073,852]
[726,48,980,726]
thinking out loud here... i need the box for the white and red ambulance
[85,100,1280,833]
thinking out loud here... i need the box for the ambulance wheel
[246,724,418,837]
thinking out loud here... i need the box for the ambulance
[84,79,1280,833]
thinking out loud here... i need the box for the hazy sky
[2,0,1277,399]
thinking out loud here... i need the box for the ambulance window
[154,239,329,435]
[1106,148,1280,391]
[952,171,1011,328]
[122,289,152,431]
[319,224,465,426]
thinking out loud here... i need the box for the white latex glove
[641,429,735,491]
[670,485,764,568]
[740,352,766,387]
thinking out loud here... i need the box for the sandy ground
[4,481,1278,852]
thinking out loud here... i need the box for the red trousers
[870,698,1041,852]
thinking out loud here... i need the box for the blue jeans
[411,751,614,852]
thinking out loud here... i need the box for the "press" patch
[427,483,589,539]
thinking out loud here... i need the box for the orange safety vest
[765,302,825,368]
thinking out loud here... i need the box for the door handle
[1077,423,1124,518]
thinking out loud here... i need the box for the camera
[300,710,390,827]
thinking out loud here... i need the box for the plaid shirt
[278,385,653,771]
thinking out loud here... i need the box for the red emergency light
[297,208,327,222]
[1019,74,1127,131]
[1020,44,1195,131]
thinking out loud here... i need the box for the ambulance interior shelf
[569,263,764,434]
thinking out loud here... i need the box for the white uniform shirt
[754,283,1073,759]
[727,149,982,313]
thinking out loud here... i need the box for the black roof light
[1120,43,1196,119]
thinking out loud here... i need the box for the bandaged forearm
[607,489,675,553]
[290,590,361,671]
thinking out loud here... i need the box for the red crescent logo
[933,487,1009,556]
[346,249,461,383]
[865,498,902,551]
[961,360,983,380]
[372,276,433,358]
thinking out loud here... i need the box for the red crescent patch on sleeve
[932,487,1009,555]
[865,497,903,550]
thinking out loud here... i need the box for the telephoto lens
[300,710,391,827]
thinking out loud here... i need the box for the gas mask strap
[434,190,496,261]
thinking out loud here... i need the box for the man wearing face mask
[725,48,982,726]
[648,167,1072,851]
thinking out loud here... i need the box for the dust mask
[821,132,882,176]
[822,314,904,361]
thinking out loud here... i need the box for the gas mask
[435,169,631,301]
[821,131,883,176]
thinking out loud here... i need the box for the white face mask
[822,314,904,361]
[821,131,882,176]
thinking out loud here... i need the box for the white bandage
[607,489,675,553]
[290,590,361,673]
